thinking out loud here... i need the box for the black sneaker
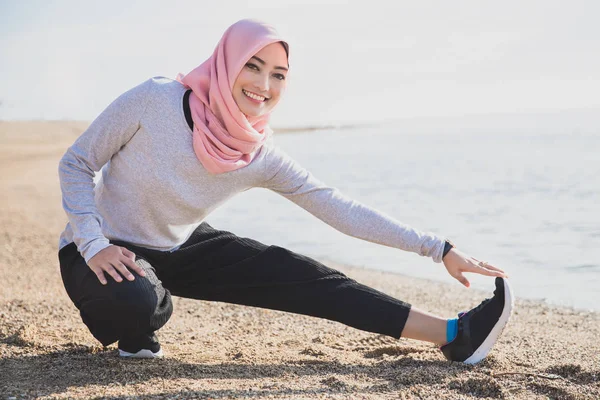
[118,332,163,358]
[440,277,514,364]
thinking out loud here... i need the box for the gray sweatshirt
[58,77,446,264]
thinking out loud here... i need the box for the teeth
[243,89,266,101]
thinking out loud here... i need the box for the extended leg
[402,308,448,345]
[154,222,412,339]
[155,223,514,365]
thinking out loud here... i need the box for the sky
[1,0,600,127]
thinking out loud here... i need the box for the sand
[0,120,599,399]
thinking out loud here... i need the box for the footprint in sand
[300,347,326,358]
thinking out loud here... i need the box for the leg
[402,308,448,345]
[153,223,411,339]
[156,223,514,365]
[58,242,173,347]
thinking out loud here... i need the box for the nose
[253,72,269,93]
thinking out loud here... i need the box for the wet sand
[1,121,599,399]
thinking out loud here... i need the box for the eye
[245,63,259,71]
[273,73,286,81]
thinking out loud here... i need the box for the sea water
[207,122,600,311]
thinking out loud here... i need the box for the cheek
[272,81,287,99]
[233,70,251,92]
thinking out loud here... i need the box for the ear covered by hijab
[176,19,290,174]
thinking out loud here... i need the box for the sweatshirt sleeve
[258,144,447,263]
[58,79,151,263]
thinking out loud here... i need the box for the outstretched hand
[87,245,146,285]
[442,247,508,287]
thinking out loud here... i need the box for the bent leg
[58,243,173,346]
[156,223,411,339]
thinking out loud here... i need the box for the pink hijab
[176,19,289,174]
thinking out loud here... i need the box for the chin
[243,109,263,118]
[240,104,270,118]
[234,98,277,119]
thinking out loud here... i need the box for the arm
[58,79,151,263]
[258,144,446,262]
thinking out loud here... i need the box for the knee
[111,278,161,320]
[79,292,156,347]
[76,260,173,346]
[79,277,159,326]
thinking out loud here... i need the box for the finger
[123,258,147,278]
[113,261,135,281]
[121,247,137,261]
[482,263,506,273]
[455,273,470,288]
[482,267,508,278]
[474,261,508,277]
[103,265,123,283]
[472,259,506,274]
[474,267,506,278]
[92,268,108,285]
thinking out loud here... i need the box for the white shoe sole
[464,278,514,365]
[118,348,164,358]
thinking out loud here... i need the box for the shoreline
[1,121,599,399]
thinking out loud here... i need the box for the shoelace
[459,284,501,318]
[458,296,493,319]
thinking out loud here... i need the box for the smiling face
[232,42,289,118]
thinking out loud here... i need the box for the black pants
[59,222,412,346]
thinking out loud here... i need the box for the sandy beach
[1,120,599,399]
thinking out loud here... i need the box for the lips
[242,89,268,102]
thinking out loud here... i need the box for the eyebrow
[251,56,288,71]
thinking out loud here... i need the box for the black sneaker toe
[441,277,514,364]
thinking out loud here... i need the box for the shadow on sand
[1,344,466,398]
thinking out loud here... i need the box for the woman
[58,19,513,364]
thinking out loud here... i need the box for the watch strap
[443,240,454,259]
